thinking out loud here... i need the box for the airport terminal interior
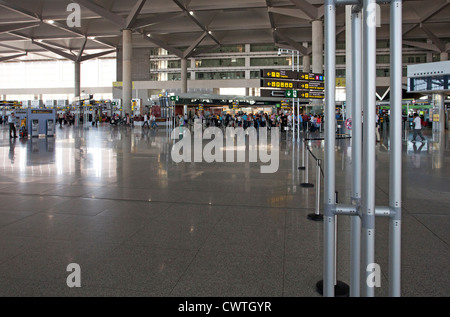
[0,0,449,297]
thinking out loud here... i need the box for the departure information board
[260,69,325,99]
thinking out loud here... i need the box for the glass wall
[250,44,277,52]
[208,45,245,53]
[403,54,427,64]
[195,58,245,68]
[0,58,116,89]
[196,71,245,80]
[250,57,291,67]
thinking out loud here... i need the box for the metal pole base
[300,183,314,188]
[307,213,323,221]
[315,280,349,297]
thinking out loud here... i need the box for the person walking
[142,113,150,129]
[150,113,158,129]
[412,113,426,142]
[8,112,17,138]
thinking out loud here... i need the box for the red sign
[345,118,352,130]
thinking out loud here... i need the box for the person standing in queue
[9,112,17,138]
[58,112,64,128]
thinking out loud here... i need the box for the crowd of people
[171,111,324,133]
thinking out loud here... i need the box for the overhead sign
[260,89,286,98]
[285,90,298,98]
[298,72,324,82]
[298,91,325,99]
[298,81,325,90]
[261,78,296,90]
[170,96,179,102]
[261,69,324,81]
[31,109,53,114]
[260,69,298,80]
[260,69,325,99]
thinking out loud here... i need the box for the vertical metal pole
[315,159,321,216]
[324,0,336,297]
[389,0,402,297]
[301,138,306,169]
[293,99,296,143]
[305,145,309,183]
[350,4,362,297]
[297,100,300,142]
[362,0,377,297]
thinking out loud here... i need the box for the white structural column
[362,0,377,297]
[389,0,403,297]
[303,42,310,72]
[323,0,336,297]
[181,58,188,93]
[122,29,133,116]
[350,4,362,297]
[312,20,324,74]
[345,5,353,121]
[74,61,81,99]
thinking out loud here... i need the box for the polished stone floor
[0,123,448,297]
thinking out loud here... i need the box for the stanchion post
[308,159,324,221]
[298,138,306,170]
[300,143,314,188]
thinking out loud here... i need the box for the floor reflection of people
[9,138,16,164]
[411,141,425,168]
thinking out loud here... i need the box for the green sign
[170,96,179,102]
[285,90,298,98]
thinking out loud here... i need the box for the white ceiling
[0,0,449,62]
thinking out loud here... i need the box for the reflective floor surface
[0,123,448,296]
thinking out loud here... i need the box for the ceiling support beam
[79,49,117,62]
[402,40,440,52]
[288,0,323,20]
[419,24,446,52]
[267,7,311,20]
[273,30,310,55]
[125,0,147,29]
[172,0,221,46]
[143,34,183,58]
[0,52,27,62]
[183,31,207,59]
[0,22,41,35]
[0,0,41,20]
[133,12,184,29]
[71,0,126,28]
[31,40,76,60]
